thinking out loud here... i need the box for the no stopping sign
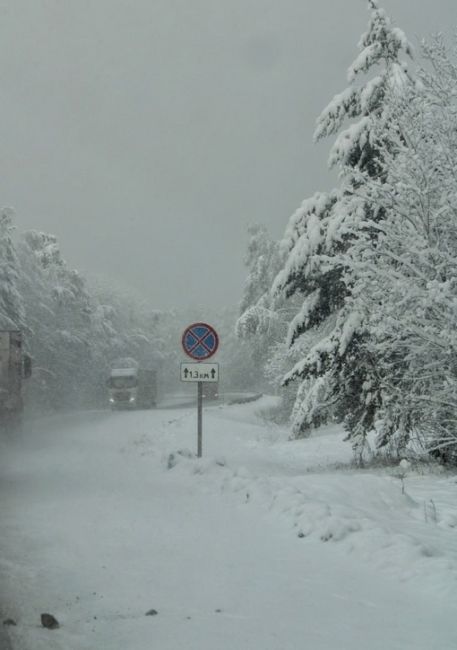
[181,322,219,361]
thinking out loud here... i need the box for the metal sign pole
[181,322,220,460]
[197,381,203,457]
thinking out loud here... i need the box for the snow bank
[160,402,457,598]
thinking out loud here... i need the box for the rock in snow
[40,613,60,629]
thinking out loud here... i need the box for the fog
[1,0,457,309]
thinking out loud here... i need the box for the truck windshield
[110,376,137,389]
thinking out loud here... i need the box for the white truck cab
[108,366,157,409]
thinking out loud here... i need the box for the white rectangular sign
[180,362,219,382]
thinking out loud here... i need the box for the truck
[108,366,157,410]
[202,381,219,401]
[0,330,32,428]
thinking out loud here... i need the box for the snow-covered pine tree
[273,1,414,452]
[347,35,457,463]
[0,208,25,330]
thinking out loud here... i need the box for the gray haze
[1,0,457,310]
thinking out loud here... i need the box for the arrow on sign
[180,362,219,383]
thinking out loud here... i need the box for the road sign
[181,322,219,361]
[181,362,219,383]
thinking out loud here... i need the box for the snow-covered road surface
[1,398,456,649]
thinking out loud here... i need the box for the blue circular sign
[182,322,219,360]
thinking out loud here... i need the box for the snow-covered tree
[273,1,414,449]
[237,225,284,338]
[0,208,25,330]
[346,36,457,463]
[236,224,287,390]
[239,225,277,314]
[16,231,99,409]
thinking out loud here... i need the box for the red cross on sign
[181,322,219,361]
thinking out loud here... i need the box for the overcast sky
[1,0,457,310]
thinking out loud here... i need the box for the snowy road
[1,399,456,649]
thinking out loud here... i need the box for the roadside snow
[0,398,456,649]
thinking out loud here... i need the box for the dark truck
[0,330,32,428]
[202,381,219,400]
[108,367,157,409]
